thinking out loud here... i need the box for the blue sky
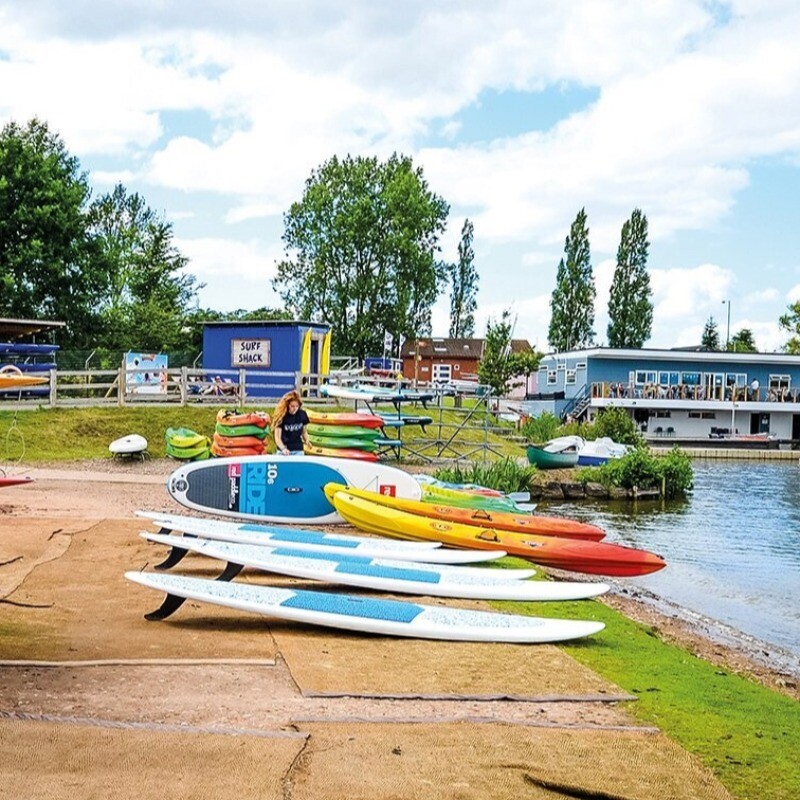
[2,1,800,353]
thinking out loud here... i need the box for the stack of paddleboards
[212,409,271,457]
[165,427,211,461]
[127,456,609,643]
[304,410,385,461]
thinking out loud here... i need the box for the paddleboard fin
[153,530,198,571]
[144,562,245,620]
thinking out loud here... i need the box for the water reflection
[538,461,800,656]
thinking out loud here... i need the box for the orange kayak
[213,434,268,449]
[324,484,605,541]
[210,442,266,458]
[215,409,270,428]
[329,489,666,577]
[306,410,385,429]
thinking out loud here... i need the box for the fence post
[180,366,188,406]
[239,369,246,406]
[49,369,57,407]
[118,359,126,407]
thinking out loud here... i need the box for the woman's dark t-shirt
[278,409,309,451]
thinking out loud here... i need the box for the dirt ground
[0,459,793,799]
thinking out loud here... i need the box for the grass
[3,405,797,798]
[493,564,800,800]
[0,401,527,462]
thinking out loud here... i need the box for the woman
[272,390,311,455]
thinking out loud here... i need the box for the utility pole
[722,299,731,350]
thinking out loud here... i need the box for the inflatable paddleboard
[126,572,606,642]
[137,511,507,564]
[143,532,533,580]
[166,455,422,524]
[109,434,148,455]
[140,534,607,601]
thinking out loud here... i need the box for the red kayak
[306,410,385,429]
[304,444,380,462]
[0,476,34,488]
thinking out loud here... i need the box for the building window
[701,412,716,419]
[726,373,746,387]
[547,370,557,385]
[769,374,790,389]
[635,370,656,384]
[682,372,701,386]
[565,369,577,385]
[688,411,701,418]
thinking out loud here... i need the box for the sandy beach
[0,460,795,798]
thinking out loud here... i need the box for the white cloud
[177,236,281,282]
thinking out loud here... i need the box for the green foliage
[607,208,653,348]
[520,411,562,443]
[548,208,596,351]
[577,445,693,498]
[779,302,800,354]
[701,316,721,350]
[590,406,643,446]
[476,310,540,397]
[727,327,757,352]
[0,118,103,344]
[448,218,478,337]
[434,457,536,493]
[273,153,449,360]
[88,184,200,352]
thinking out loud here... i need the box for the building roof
[542,346,800,366]
[202,320,330,330]
[400,337,533,358]
[0,318,66,341]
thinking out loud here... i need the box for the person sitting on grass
[273,390,311,455]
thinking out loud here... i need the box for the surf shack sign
[231,339,271,368]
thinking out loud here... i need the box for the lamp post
[722,300,731,349]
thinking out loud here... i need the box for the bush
[520,412,562,443]
[434,457,537,493]
[577,445,693,498]
[590,407,644,446]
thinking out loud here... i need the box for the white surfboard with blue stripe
[136,511,506,565]
[141,533,609,601]
[166,455,422,524]
[125,571,606,642]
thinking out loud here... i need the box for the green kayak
[308,434,378,452]
[215,422,270,438]
[306,423,380,439]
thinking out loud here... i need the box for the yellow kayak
[0,366,48,390]
[328,488,666,576]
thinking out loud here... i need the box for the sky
[2,1,800,354]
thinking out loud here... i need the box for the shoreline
[5,457,799,700]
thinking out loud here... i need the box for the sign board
[125,352,168,394]
[231,338,270,368]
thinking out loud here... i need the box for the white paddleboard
[166,455,422,524]
[141,534,609,601]
[125,571,606,643]
[136,511,507,565]
[109,434,148,454]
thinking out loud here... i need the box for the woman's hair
[273,390,303,429]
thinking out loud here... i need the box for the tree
[779,302,800,354]
[0,118,104,344]
[727,328,757,353]
[607,209,653,348]
[477,310,541,397]
[273,154,449,360]
[448,218,478,337]
[548,208,595,351]
[701,316,721,350]
[87,184,200,351]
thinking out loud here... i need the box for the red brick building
[400,337,533,386]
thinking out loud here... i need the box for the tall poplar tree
[448,218,478,338]
[548,208,595,351]
[607,209,653,348]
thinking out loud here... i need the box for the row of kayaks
[165,408,431,462]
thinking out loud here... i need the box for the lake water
[539,460,800,670]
